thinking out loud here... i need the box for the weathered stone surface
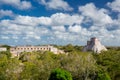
[0,47,7,51]
[83,37,107,53]
[10,45,64,57]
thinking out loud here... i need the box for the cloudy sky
[0,0,120,46]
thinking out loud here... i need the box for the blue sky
[0,0,120,46]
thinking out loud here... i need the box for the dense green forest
[0,45,120,80]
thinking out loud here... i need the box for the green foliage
[107,47,120,51]
[1,45,10,51]
[49,68,72,80]
[0,45,119,80]
[58,51,97,80]
[0,56,22,80]
[0,51,11,58]
[19,51,39,62]
[62,44,75,52]
[74,45,83,51]
[93,49,120,80]
[20,62,40,80]
[96,70,111,80]
[0,55,8,80]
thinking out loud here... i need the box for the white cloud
[10,15,52,26]
[68,25,91,36]
[53,31,75,41]
[0,13,84,45]
[10,13,83,26]
[0,9,14,18]
[0,20,43,41]
[0,9,120,46]
[51,25,91,44]
[107,0,120,12]
[79,3,113,26]
[52,26,66,32]
[0,0,32,10]
[12,36,19,39]
[68,25,81,33]
[39,0,73,11]
[1,36,9,39]
[51,13,83,26]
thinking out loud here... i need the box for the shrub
[48,68,72,80]
[96,70,111,80]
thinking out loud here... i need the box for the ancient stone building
[0,47,7,51]
[83,37,107,53]
[10,45,64,57]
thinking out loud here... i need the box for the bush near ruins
[48,68,72,80]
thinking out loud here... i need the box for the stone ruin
[10,45,64,57]
[83,37,107,53]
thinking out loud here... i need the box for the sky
[0,0,120,46]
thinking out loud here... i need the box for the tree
[96,69,111,80]
[0,51,11,58]
[62,44,75,52]
[0,56,22,80]
[60,52,97,80]
[93,49,120,80]
[20,62,40,80]
[49,68,72,80]
[0,55,8,80]
[1,45,10,51]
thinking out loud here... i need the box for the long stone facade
[10,45,64,57]
[83,37,107,53]
[0,47,7,51]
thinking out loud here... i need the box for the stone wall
[10,45,64,57]
[0,47,7,51]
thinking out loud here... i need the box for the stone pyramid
[83,37,107,53]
